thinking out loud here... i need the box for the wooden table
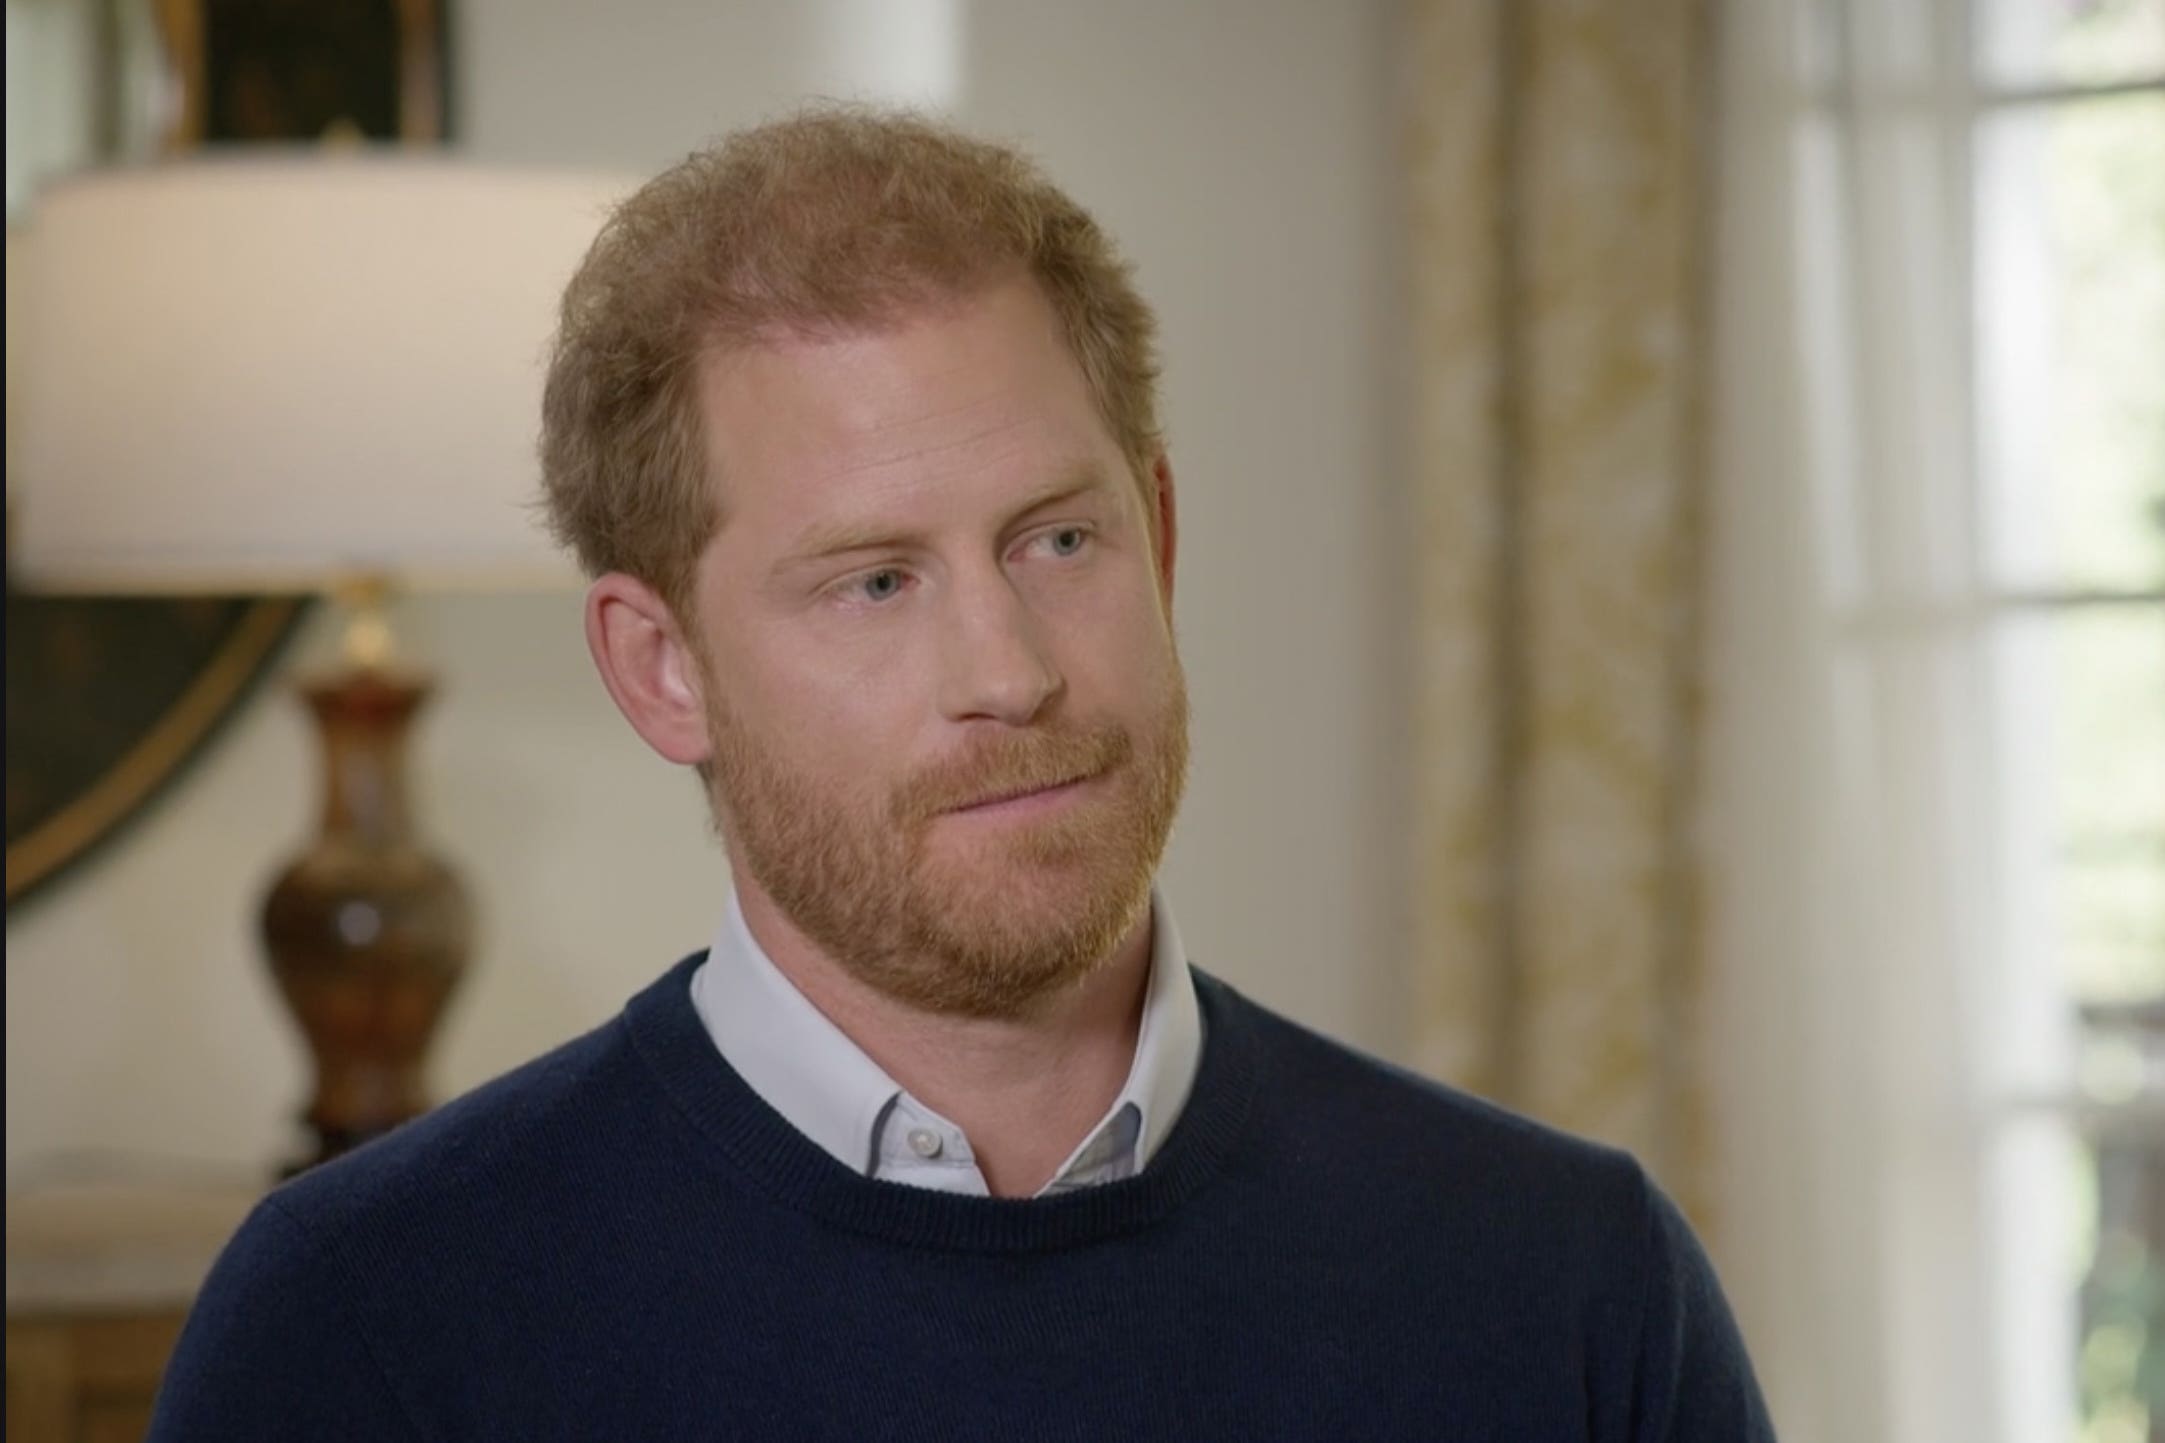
[6,1180,259,1443]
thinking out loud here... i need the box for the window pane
[2052,608,2165,1007]
[1994,607,2165,1030]
[1977,93,2165,593]
[2079,1001,2165,1101]
[2082,1115,2165,1443]
[1979,0,2165,89]
[1994,1115,2165,1443]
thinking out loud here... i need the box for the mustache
[891,724,1133,822]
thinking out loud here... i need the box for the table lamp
[10,156,630,1172]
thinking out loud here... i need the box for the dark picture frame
[4,595,308,905]
[154,0,452,147]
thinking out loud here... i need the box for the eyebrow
[776,463,1115,572]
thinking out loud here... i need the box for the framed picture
[4,0,453,909]
[154,0,451,147]
[4,594,306,904]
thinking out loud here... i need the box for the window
[1969,2,2165,1440]
[1716,1,2158,1434]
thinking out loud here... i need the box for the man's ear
[584,573,713,767]
[1149,452,1179,610]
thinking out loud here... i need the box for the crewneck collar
[622,952,1264,1254]
[690,886,1204,1192]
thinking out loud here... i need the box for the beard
[703,665,1190,1021]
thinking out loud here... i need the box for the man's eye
[1044,527,1089,558]
[856,569,905,602]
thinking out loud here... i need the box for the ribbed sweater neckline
[621,952,1265,1254]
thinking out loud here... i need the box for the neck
[731,877,1155,1198]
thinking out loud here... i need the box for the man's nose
[937,568,1064,726]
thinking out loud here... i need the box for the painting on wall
[4,0,453,910]
[154,0,451,148]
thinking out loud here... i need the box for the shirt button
[906,1127,944,1159]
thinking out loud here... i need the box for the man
[151,109,1774,1440]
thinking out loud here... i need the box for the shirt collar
[690,889,901,1174]
[690,885,1202,1189]
[1118,898,1203,1164]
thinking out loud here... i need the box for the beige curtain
[1403,0,1716,1224]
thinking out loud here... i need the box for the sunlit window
[1972,2,2165,1440]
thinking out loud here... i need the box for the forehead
[694,277,1121,536]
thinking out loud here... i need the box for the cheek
[738,638,932,787]
[1063,596,1181,712]
[734,603,894,710]
[1029,545,1172,640]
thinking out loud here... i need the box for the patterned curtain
[1403,0,1717,1224]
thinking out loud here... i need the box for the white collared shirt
[690,888,1202,1197]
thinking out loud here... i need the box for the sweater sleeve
[1625,1171,1778,1442]
[147,1197,423,1443]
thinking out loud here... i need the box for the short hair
[539,105,1165,620]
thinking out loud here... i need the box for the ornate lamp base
[260,662,471,1174]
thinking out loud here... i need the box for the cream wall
[5,0,1404,1176]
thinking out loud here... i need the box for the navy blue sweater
[150,957,1774,1440]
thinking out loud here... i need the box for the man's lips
[946,773,1096,816]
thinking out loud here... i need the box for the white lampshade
[11,156,635,592]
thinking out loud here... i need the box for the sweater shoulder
[1202,973,1651,1221]
[1203,985,1771,1436]
[263,1000,652,1244]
